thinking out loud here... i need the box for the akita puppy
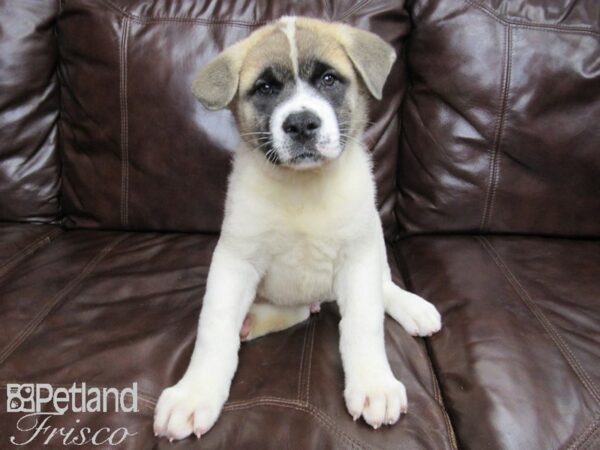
[154,16,441,441]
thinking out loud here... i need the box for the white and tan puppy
[154,16,441,441]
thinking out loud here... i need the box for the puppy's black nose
[282,111,321,141]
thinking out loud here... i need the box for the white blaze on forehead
[280,16,299,75]
[269,19,342,167]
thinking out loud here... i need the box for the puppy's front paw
[154,380,225,441]
[385,290,442,337]
[344,372,407,429]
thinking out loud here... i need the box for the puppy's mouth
[291,151,322,163]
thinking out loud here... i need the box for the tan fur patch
[294,18,356,82]
[238,27,292,94]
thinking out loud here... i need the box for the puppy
[154,16,441,441]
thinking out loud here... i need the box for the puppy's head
[192,17,396,170]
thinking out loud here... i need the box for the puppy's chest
[258,229,341,305]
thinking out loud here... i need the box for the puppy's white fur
[154,139,442,440]
[154,16,442,442]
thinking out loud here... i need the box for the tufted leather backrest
[57,0,409,237]
[0,0,61,223]
[396,0,600,237]
[3,0,598,238]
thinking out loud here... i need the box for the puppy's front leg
[154,243,261,441]
[335,226,407,429]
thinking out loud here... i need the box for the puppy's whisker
[252,138,273,146]
[339,133,364,147]
[340,134,362,144]
[254,140,274,153]
[264,146,278,165]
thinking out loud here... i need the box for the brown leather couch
[1,1,598,449]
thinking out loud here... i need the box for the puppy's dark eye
[258,82,274,95]
[321,72,337,87]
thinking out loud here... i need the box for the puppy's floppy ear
[191,41,247,110]
[336,25,396,100]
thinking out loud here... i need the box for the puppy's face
[193,17,396,171]
[235,22,358,169]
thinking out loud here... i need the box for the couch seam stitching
[390,243,459,450]
[465,0,600,35]
[480,25,511,231]
[101,0,264,26]
[128,17,263,27]
[581,422,600,450]
[0,228,63,279]
[425,344,459,450]
[486,25,512,229]
[0,230,58,272]
[583,431,600,450]
[224,396,305,410]
[478,236,600,405]
[223,397,369,450]
[0,235,128,366]
[103,0,369,27]
[119,17,130,227]
[503,23,598,37]
[225,402,358,449]
[567,415,600,450]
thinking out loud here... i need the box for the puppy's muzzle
[283,111,321,143]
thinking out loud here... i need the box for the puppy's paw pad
[154,382,223,441]
[344,374,407,428]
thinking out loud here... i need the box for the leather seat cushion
[0,227,455,449]
[396,235,600,449]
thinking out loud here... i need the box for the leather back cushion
[58,0,409,236]
[0,0,61,222]
[396,0,600,237]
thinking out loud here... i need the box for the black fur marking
[247,65,296,163]
[245,59,352,165]
[301,59,351,147]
